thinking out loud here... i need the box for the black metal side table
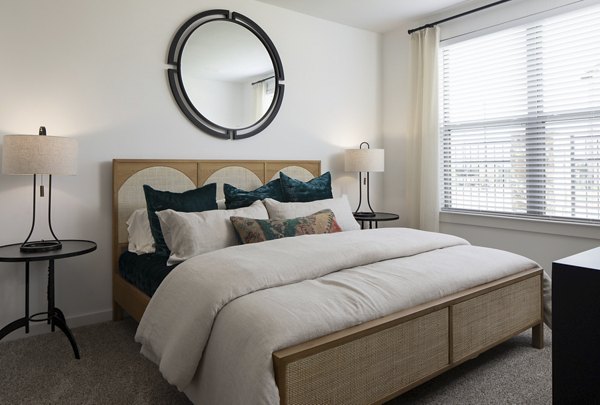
[0,239,96,359]
[353,212,399,229]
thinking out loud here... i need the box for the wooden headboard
[112,159,320,283]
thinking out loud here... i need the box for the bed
[112,159,548,405]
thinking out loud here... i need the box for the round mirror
[167,10,285,140]
[181,21,275,129]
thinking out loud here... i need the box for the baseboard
[1,308,113,342]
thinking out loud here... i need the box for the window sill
[439,211,600,240]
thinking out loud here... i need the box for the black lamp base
[354,211,377,218]
[20,240,62,253]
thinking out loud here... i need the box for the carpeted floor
[0,320,551,404]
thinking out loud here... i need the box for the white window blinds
[440,5,600,223]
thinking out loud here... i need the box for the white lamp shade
[345,148,384,172]
[2,134,78,175]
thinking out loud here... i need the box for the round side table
[353,212,399,229]
[0,239,97,359]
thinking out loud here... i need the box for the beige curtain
[409,26,440,232]
[254,78,275,120]
[254,81,268,120]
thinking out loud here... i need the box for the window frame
[439,8,600,225]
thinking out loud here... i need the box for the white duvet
[135,228,550,404]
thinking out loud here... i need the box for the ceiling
[256,0,475,33]
[183,21,273,82]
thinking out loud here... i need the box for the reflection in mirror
[167,10,285,140]
[181,21,274,129]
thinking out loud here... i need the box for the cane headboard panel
[112,159,321,266]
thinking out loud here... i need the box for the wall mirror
[167,10,285,140]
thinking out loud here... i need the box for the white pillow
[157,200,268,265]
[126,209,155,255]
[263,195,360,231]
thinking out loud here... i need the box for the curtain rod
[251,75,275,86]
[407,0,514,35]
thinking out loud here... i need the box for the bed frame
[112,159,544,405]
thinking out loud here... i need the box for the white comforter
[135,228,549,404]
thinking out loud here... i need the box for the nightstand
[0,239,97,359]
[353,212,399,229]
[552,247,600,404]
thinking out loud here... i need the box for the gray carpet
[0,320,551,404]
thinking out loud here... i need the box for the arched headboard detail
[117,166,196,244]
[204,166,263,201]
[269,165,314,182]
[113,159,320,255]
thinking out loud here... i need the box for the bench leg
[532,323,544,349]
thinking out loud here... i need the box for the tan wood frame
[112,159,544,404]
[273,268,544,404]
[112,159,320,322]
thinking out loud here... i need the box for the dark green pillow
[224,179,284,209]
[143,184,217,256]
[279,172,333,202]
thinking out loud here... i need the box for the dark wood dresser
[552,247,600,404]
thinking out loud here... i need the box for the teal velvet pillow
[143,184,217,256]
[224,179,284,209]
[279,172,333,203]
[230,209,342,244]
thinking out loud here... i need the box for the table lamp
[1,127,77,252]
[345,142,384,218]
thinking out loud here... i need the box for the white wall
[382,0,600,273]
[0,0,381,338]
[381,24,413,227]
[185,77,246,128]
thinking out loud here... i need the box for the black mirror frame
[167,10,285,140]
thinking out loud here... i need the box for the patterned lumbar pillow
[230,209,342,244]
[262,195,360,232]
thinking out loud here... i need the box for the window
[440,6,600,223]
